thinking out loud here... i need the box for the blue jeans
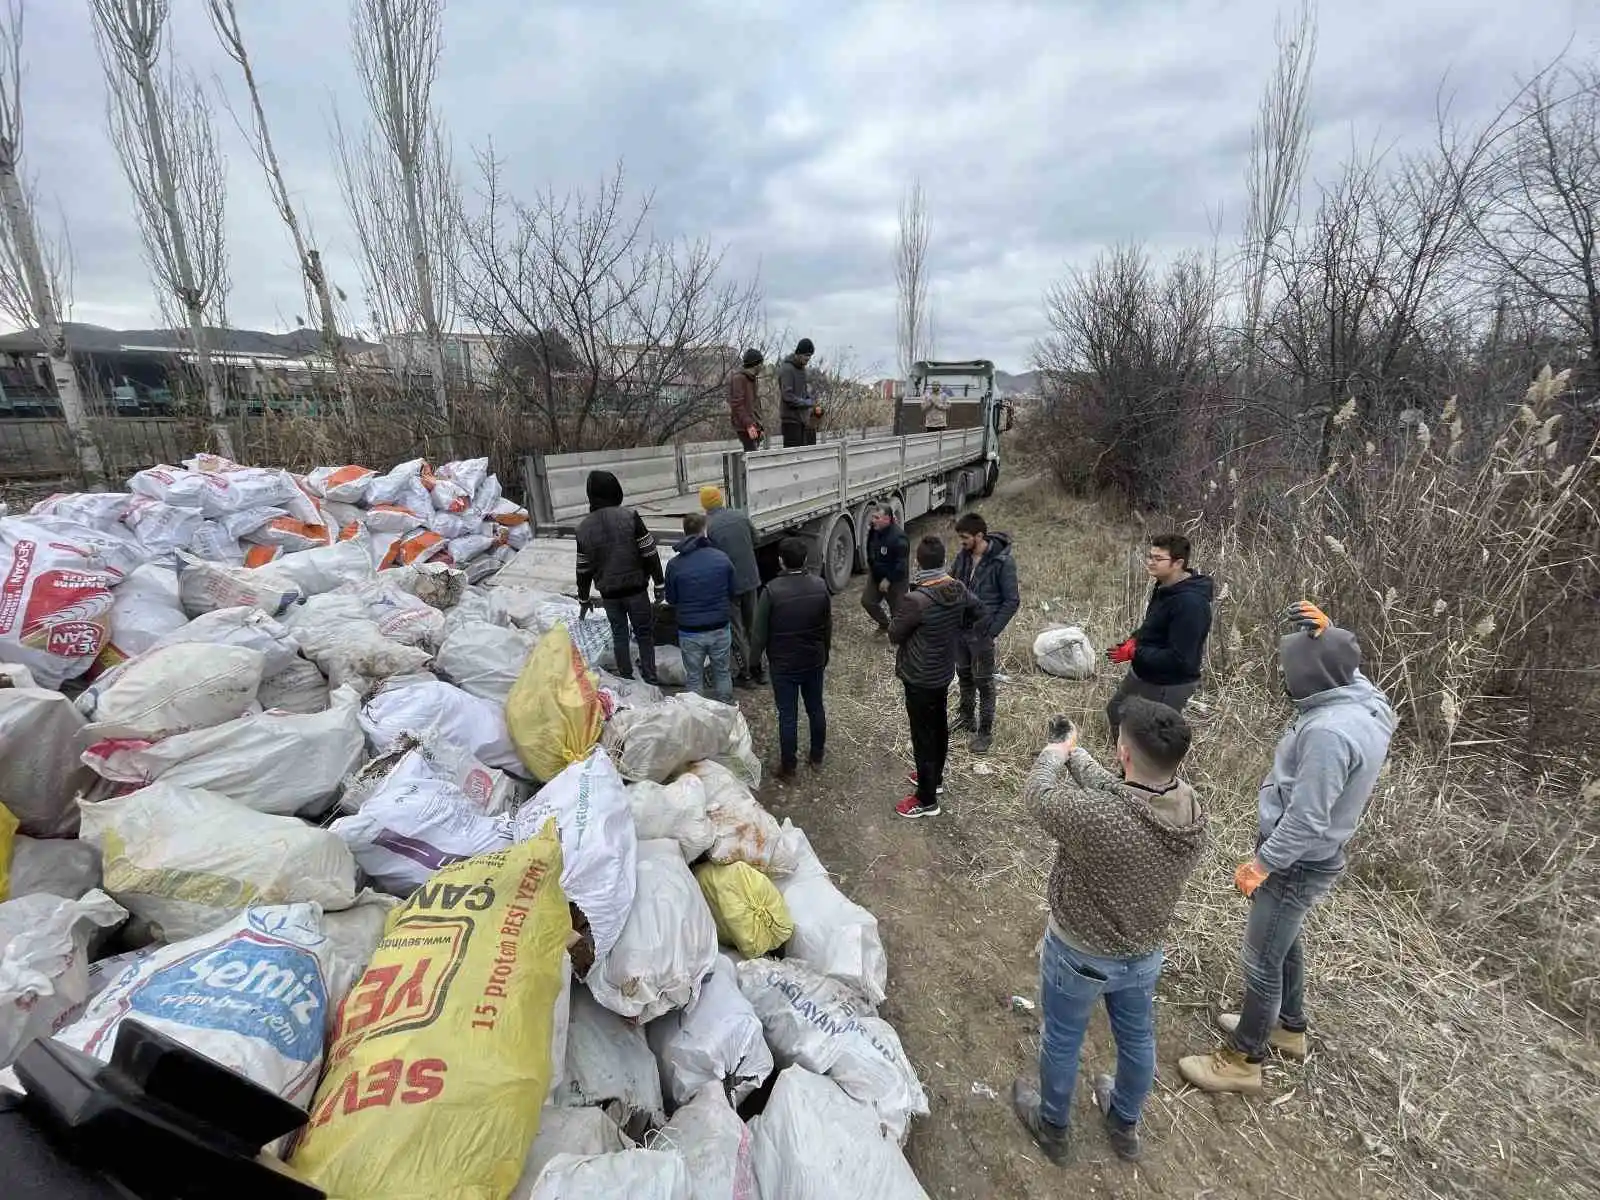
[1230,862,1341,1057]
[680,625,733,704]
[772,668,826,768]
[1038,929,1162,1130]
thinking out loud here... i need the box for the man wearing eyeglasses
[1104,534,1214,738]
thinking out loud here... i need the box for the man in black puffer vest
[752,537,832,778]
[575,469,664,683]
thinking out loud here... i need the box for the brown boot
[1215,1012,1307,1060]
[1177,1047,1264,1095]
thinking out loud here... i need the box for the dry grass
[839,466,1600,1198]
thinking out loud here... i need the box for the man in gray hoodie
[1178,602,1396,1095]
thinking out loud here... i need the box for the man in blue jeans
[664,512,737,704]
[1179,603,1395,1095]
[750,537,831,778]
[1013,698,1209,1164]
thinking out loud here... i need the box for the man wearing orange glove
[1104,534,1214,739]
[1179,603,1396,1095]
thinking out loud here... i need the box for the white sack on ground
[692,761,797,877]
[648,954,772,1108]
[626,775,715,861]
[329,767,512,895]
[655,1084,759,1200]
[121,495,205,555]
[279,594,431,694]
[651,643,686,687]
[82,686,366,817]
[52,903,366,1108]
[735,957,928,1143]
[81,644,265,741]
[258,657,331,714]
[1032,625,1096,680]
[674,694,762,790]
[29,491,132,528]
[119,605,302,679]
[514,749,637,959]
[775,822,888,1007]
[97,563,187,670]
[174,551,300,617]
[0,515,137,687]
[435,620,535,704]
[586,839,717,1023]
[750,1066,929,1200]
[0,889,127,1068]
[603,701,726,783]
[350,578,446,648]
[0,684,97,835]
[360,678,521,771]
[79,783,359,941]
[6,836,102,900]
[269,538,375,596]
[340,734,518,818]
[514,1108,632,1198]
[595,669,664,711]
[554,984,665,1127]
[528,1150,692,1200]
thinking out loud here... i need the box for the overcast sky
[18,0,1600,375]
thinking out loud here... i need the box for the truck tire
[981,461,1000,497]
[851,500,875,573]
[819,512,856,595]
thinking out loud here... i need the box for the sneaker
[895,795,941,819]
[1215,1012,1308,1060]
[1010,1079,1070,1166]
[969,730,993,755]
[1177,1047,1264,1095]
[905,770,945,795]
[1091,1074,1143,1162]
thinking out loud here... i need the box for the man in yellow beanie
[701,485,765,686]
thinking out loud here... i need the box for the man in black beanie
[778,337,817,448]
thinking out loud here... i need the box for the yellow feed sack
[0,800,16,900]
[506,626,604,783]
[290,826,569,1200]
[695,860,795,958]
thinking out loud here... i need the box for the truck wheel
[851,500,874,573]
[820,513,856,594]
[982,461,1000,497]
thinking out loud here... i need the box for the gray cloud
[15,0,1600,373]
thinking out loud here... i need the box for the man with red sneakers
[889,534,984,818]
[1105,533,1214,738]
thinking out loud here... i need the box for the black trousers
[904,682,950,806]
[1105,672,1198,739]
[861,575,908,632]
[730,589,761,680]
[781,420,817,448]
[602,592,657,683]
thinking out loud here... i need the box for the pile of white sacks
[0,452,931,1199]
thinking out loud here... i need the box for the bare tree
[90,0,233,458]
[460,160,763,450]
[1240,0,1316,404]
[894,179,931,380]
[338,0,458,423]
[0,0,105,486]
[207,0,354,421]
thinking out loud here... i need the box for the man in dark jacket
[575,469,664,683]
[728,348,764,451]
[664,512,737,704]
[701,485,764,687]
[1105,533,1214,738]
[860,504,909,635]
[777,338,818,448]
[751,537,831,778]
[889,534,984,819]
[951,512,1021,754]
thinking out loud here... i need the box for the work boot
[1177,1047,1264,1095]
[950,713,975,736]
[1091,1074,1143,1162]
[1010,1080,1070,1166]
[1215,1013,1308,1060]
[969,729,993,755]
[775,762,797,782]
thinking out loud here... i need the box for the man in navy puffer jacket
[665,512,738,703]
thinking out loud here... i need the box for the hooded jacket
[664,534,737,633]
[575,470,663,601]
[1130,572,1214,686]
[951,531,1021,640]
[727,367,761,432]
[866,519,909,584]
[777,355,812,422]
[1024,746,1209,958]
[1255,627,1397,872]
[704,505,761,595]
[888,574,984,689]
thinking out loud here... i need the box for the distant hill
[0,322,378,358]
[994,369,1041,396]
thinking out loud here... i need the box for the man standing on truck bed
[728,348,765,451]
[921,380,951,432]
[1105,533,1214,738]
[861,504,909,636]
[778,338,818,447]
[700,485,764,688]
[951,512,1020,755]
[576,469,663,684]
[665,512,738,704]
[890,534,984,819]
